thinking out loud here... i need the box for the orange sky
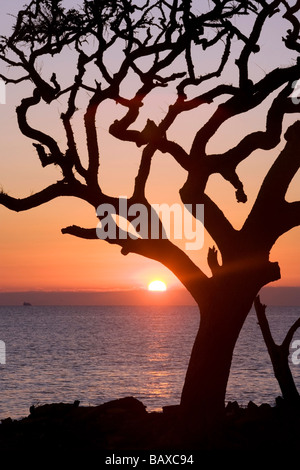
[0,2,300,295]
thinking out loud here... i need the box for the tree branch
[133,144,158,200]
[254,295,300,403]
[60,52,90,180]
[158,139,190,171]
[61,225,98,239]
[190,63,300,161]
[61,224,209,306]
[282,317,300,355]
[0,181,87,212]
[180,178,237,263]
[254,295,276,351]
[243,121,300,251]
[236,0,280,88]
[17,89,62,159]
[84,85,104,187]
[213,83,292,167]
[282,0,300,52]
[206,82,300,202]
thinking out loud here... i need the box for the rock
[0,397,300,452]
[259,403,271,412]
[226,401,240,415]
[1,417,13,426]
[162,404,180,416]
[275,396,284,408]
[247,400,258,410]
[98,396,147,415]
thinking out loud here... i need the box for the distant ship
[23,302,32,306]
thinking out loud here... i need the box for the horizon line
[1,286,300,307]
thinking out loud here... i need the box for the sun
[148,280,167,292]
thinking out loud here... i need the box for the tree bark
[179,272,263,441]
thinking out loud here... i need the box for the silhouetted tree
[254,296,300,404]
[1,0,300,439]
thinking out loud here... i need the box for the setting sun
[148,280,167,291]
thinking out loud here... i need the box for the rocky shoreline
[0,396,299,453]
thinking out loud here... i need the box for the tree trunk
[179,276,259,442]
[272,352,300,403]
[254,296,300,404]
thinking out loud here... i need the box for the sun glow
[148,280,167,291]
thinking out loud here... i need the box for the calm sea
[0,305,299,420]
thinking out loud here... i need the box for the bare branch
[60,52,90,180]
[206,81,300,202]
[177,28,233,96]
[17,89,63,161]
[84,85,103,187]
[282,317,300,355]
[282,0,300,52]
[15,88,79,183]
[235,0,280,88]
[61,225,98,239]
[243,120,300,250]
[158,139,190,171]
[0,181,87,212]
[133,144,157,200]
[254,296,276,350]
[0,73,30,84]
[109,83,156,147]
[62,223,209,305]
[190,63,300,161]
[213,83,292,168]
[254,295,300,402]
[180,180,237,262]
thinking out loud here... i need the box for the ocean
[0,304,299,420]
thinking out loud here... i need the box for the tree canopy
[1,1,300,301]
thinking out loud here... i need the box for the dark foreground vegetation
[0,396,299,455]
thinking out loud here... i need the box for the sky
[0,1,300,301]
